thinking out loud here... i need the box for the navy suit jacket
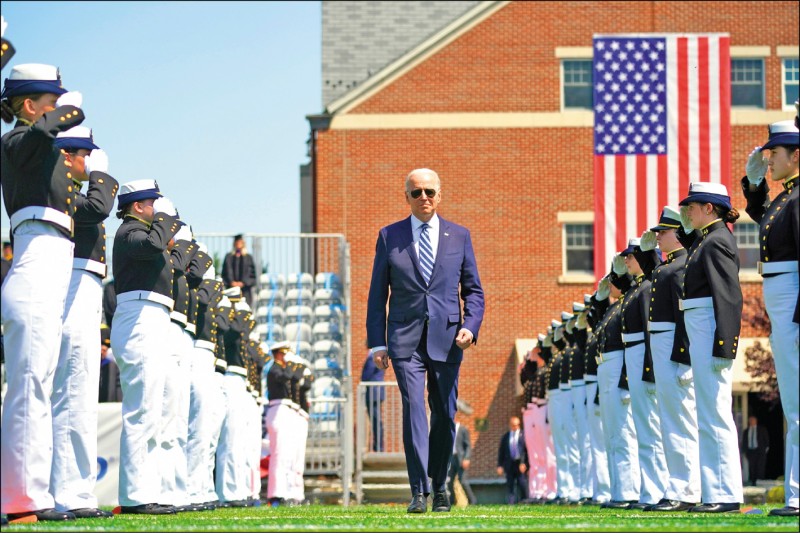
[366,215,484,363]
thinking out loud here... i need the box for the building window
[564,223,594,273]
[733,221,759,271]
[562,60,593,109]
[731,58,765,108]
[783,58,799,109]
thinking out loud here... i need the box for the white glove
[745,146,767,186]
[218,296,231,308]
[153,197,177,217]
[640,230,657,251]
[620,390,631,405]
[565,316,576,334]
[195,241,209,254]
[612,254,627,275]
[679,206,694,233]
[542,334,553,348]
[553,326,564,343]
[676,364,693,386]
[596,277,611,301]
[173,224,192,242]
[202,265,216,280]
[234,300,251,313]
[55,91,83,109]
[576,312,588,330]
[83,149,108,175]
[1,16,7,38]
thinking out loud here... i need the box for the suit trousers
[51,268,103,511]
[112,299,171,506]
[650,330,701,503]
[216,372,252,502]
[597,351,640,502]
[266,404,294,500]
[763,273,799,508]
[186,347,223,504]
[158,322,192,506]
[585,381,611,502]
[624,343,668,504]
[549,388,579,500]
[391,326,459,496]
[571,384,593,499]
[0,221,73,513]
[685,307,743,504]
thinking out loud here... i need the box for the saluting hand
[456,328,473,350]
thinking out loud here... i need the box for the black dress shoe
[432,491,451,512]
[769,506,799,517]
[645,499,694,512]
[7,508,76,521]
[688,502,740,513]
[545,497,570,505]
[225,499,250,508]
[628,502,651,510]
[601,500,636,509]
[407,494,427,514]
[120,503,176,515]
[70,508,113,518]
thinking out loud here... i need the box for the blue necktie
[418,223,434,285]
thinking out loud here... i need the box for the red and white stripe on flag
[592,33,731,281]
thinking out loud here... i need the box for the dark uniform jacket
[72,171,119,278]
[742,175,800,323]
[1,107,85,238]
[682,219,743,359]
[650,248,691,364]
[169,239,198,324]
[620,274,655,383]
[112,213,182,306]
[195,279,224,345]
[595,297,629,390]
[267,360,292,401]
[520,359,538,405]
[547,349,565,391]
[223,308,254,369]
[569,328,587,382]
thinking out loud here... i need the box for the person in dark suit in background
[102,278,116,327]
[366,168,485,514]
[497,416,529,505]
[221,234,256,309]
[447,402,477,505]
[741,415,770,486]
[98,325,122,403]
[360,343,385,452]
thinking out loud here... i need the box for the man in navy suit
[497,416,529,504]
[367,168,485,514]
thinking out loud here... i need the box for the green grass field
[3,504,798,532]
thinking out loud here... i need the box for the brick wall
[314,1,798,478]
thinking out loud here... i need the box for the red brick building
[306,1,799,479]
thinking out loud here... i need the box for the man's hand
[372,349,390,370]
[496,466,504,476]
[519,463,527,474]
[455,328,474,350]
[232,281,244,288]
[462,459,470,469]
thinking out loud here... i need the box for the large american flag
[592,34,731,280]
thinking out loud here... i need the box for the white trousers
[549,388,579,500]
[763,273,800,508]
[249,397,264,499]
[51,269,103,511]
[650,330,701,503]
[522,406,538,498]
[597,351,640,502]
[158,322,192,506]
[585,381,611,502]
[291,409,309,502]
[186,347,223,504]
[524,403,557,499]
[266,404,295,500]
[571,384,593,499]
[208,371,228,502]
[0,221,73,513]
[216,372,252,502]
[624,343,668,504]
[111,299,171,506]
[685,306,743,504]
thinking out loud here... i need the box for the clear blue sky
[1,1,321,238]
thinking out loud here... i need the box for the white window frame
[558,212,595,284]
[731,57,766,109]
[781,57,799,111]
[733,213,761,283]
[560,59,593,111]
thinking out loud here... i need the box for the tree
[742,295,780,406]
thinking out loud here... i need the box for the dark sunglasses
[408,188,437,199]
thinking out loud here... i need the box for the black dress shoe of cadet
[407,494,427,514]
[545,497,569,505]
[7,508,76,521]
[688,502,740,513]
[628,502,651,510]
[70,508,113,518]
[645,499,694,512]
[768,506,799,517]
[432,491,451,512]
[120,503,176,515]
[601,500,636,509]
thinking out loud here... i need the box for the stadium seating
[287,272,314,291]
[313,305,344,327]
[313,339,342,361]
[312,288,343,307]
[312,321,343,343]
[257,287,285,308]
[259,272,286,293]
[284,304,314,325]
[255,305,286,326]
[284,322,313,344]
[285,287,314,308]
[314,272,342,292]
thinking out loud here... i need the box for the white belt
[73,257,106,277]
[185,323,196,335]
[170,311,187,325]
[758,261,798,275]
[569,379,585,387]
[269,398,299,410]
[117,290,174,310]
[226,365,247,377]
[679,296,713,311]
[558,382,571,390]
[622,331,645,343]
[648,321,676,332]
[534,398,548,406]
[195,339,215,351]
[584,374,597,382]
[214,358,228,370]
[597,350,624,365]
[297,408,309,420]
[256,397,266,406]
[10,206,73,234]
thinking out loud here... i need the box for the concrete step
[361,482,411,504]
[362,453,407,470]
[360,470,409,484]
